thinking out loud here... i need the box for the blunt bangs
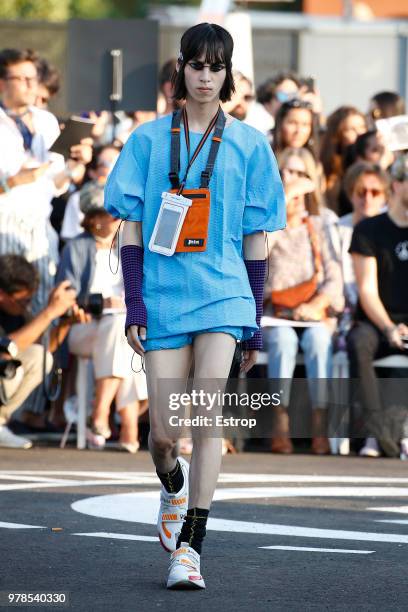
[172,23,235,103]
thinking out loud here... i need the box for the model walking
[105,22,285,589]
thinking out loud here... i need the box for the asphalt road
[0,448,407,612]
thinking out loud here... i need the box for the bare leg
[145,345,193,474]
[93,377,121,430]
[189,332,237,509]
[118,402,138,445]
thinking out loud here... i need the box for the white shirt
[61,191,84,240]
[89,249,124,299]
[244,102,275,135]
[0,104,65,221]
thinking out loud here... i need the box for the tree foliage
[0,0,201,21]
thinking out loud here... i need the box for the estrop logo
[395,241,408,261]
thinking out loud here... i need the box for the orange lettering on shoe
[162,522,172,539]
[171,497,187,506]
[161,513,178,521]
[188,575,203,581]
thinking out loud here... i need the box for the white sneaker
[157,456,189,553]
[167,543,205,590]
[0,425,32,449]
[400,438,408,460]
[359,437,381,458]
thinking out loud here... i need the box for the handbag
[270,217,325,318]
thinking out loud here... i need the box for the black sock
[177,508,209,555]
[156,460,184,494]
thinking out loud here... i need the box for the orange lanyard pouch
[169,106,225,253]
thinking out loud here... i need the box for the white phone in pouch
[149,192,192,256]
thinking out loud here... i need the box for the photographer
[0,254,87,449]
[347,153,408,457]
[57,184,148,453]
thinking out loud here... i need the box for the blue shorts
[142,326,243,352]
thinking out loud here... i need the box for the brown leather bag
[271,217,323,316]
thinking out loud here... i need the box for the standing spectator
[35,57,60,110]
[245,71,299,134]
[0,48,62,314]
[273,99,320,161]
[347,153,408,458]
[0,48,87,314]
[320,106,367,212]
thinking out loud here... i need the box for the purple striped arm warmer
[241,259,267,351]
[120,245,148,333]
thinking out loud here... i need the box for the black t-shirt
[0,309,25,337]
[349,213,408,323]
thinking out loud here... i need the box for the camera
[63,292,104,320]
[0,359,22,380]
[85,293,104,317]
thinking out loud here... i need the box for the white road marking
[368,506,408,514]
[72,532,158,542]
[0,480,149,492]
[0,521,45,529]
[1,471,408,486]
[71,490,408,544]
[375,520,408,525]
[260,546,375,554]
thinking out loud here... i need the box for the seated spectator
[320,106,367,213]
[336,162,389,316]
[347,153,408,458]
[0,254,85,448]
[276,146,334,223]
[245,71,300,135]
[344,130,394,172]
[263,155,344,455]
[273,99,320,161]
[157,58,182,116]
[57,186,148,453]
[114,110,157,145]
[223,71,254,121]
[61,144,120,241]
[368,91,406,127]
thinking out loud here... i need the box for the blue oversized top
[105,114,285,342]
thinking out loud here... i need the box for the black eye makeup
[187,61,226,72]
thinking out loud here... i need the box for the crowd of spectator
[0,44,407,458]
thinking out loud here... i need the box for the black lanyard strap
[169,106,226,193]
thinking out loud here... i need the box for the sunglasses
[5,75,38,86]
[187,61,226,73]
[283,98,313,110]
[355,187,384,198]
[282,167,309,179]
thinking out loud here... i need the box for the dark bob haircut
[172,22,235,103]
